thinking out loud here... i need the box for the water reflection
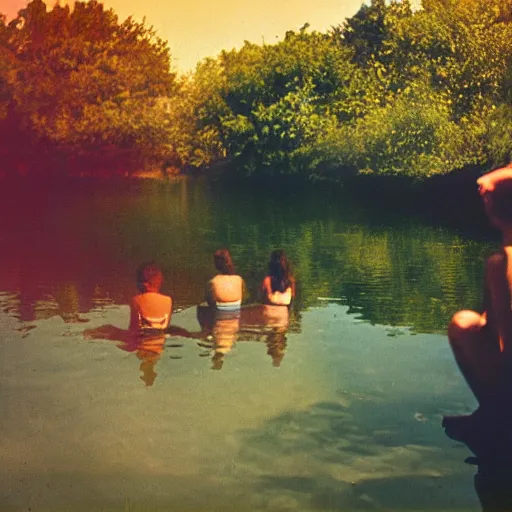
[253,305,290,368]
[445,424,512,511]
[0,177,496,335]
[118,333,168,387]
[265,327,288,368]
[196,304,296,369]
[238,396,477,511]
[53,281,90,323]
[82,303,298,378]
[197,305,241,370]
[84,324,189,386]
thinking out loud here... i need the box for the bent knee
[448,310,486,342]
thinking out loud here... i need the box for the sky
[2,0,363,72]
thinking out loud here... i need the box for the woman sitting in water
[129,262,172,333]
[206,249,246,311]
[261,249,295,306]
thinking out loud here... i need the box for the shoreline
[0,158,493,233]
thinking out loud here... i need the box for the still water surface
[0,177,497,511]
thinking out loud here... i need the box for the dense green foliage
[0,0,177,166]
[190,0,512,179]
[1,0,512,178]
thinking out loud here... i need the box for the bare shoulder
[161,293,172,305]
[157,293,172,308]
[235,275,245,290]
[261,275,271,289]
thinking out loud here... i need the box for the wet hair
[267,249,292,293]
[136,262,163,293]
[214,249,235,275]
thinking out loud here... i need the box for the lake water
[0,176,498,511]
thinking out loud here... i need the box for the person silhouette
[443,164,512,444]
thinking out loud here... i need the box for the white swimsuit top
[138,313,169,331]
[267,287,292,306]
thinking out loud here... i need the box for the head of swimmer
[214,249,235,275]
[478,164,512,232]
[136,262,163,293]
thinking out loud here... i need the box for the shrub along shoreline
[1,0,511,193]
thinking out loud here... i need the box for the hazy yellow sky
[4,0,363,71]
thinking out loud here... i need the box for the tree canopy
[1,0,512,180]
[1,0,176,166]
[185,0,512,180]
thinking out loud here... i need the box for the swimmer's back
[130,292,172,331]
[207,274,244,306]
[261,276,295,306]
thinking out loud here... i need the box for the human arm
[241,278,250,303]
[260,276,271,303]
[477,164,512,194]
[205,279,215,307]
[485,252,512,357]
[165,295,173,328]
[129,298,140,332]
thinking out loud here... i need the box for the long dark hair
[268,249,292,293]
[214,248,235,275]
